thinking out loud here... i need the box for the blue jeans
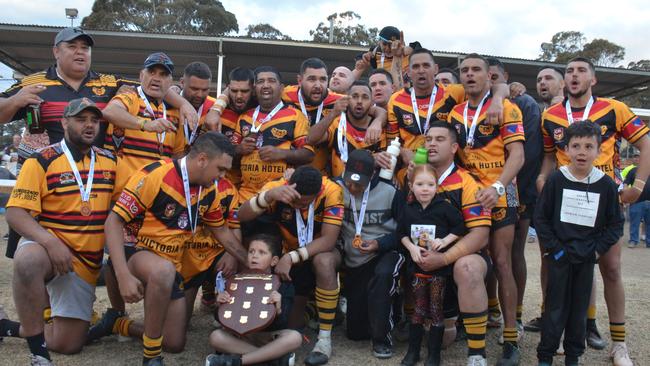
[628,201,650,245]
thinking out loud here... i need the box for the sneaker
[30,355,54,366]
[143,356,164,366]
[0,305,7,341]
[628,242,638,249]
[205,353,242,366]
[467,355,487,366]
[586,324,607,350]
[304,336,332,366]
[610,342,633,366]
[277,352,296,366]
[524,317,542,332]
[556,341,565,356]
[496,342,521,366]
[488,312,503,328]
[372,342,393,359]
[86,308,125,344]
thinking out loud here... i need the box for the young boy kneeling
[535,121,624,366]
[206,234,302,366]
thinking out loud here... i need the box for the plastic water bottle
[379,137,401,180]
[413,147,428,165]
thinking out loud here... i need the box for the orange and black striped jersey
[232,104,313,202]
[437,165,492,229]
[282,85,343,173]
[387,84,465,150]
[261,177,344,252]
[105,89,186,199]
[7,141,117,285]
[0,66,138,147]
[113,159,225,272]
[326,114,386,177]
[542,97,648,183]
[219,106,243,186]
[448,97,525,208]
[372,52,410,79]
[181,178,240,281]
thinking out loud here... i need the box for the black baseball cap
[378,26,400,43]
[344,149,375,187]
[144,52,174,74]
[54,27,94,46]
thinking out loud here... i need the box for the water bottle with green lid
[413,147,428,165]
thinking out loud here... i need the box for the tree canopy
[245,23,291,40]
[81,0,238,35]
[537,31,625,67]
[309,11,378,46]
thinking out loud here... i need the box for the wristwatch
[491,181,506,196]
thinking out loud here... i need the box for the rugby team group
[0,24,646,366]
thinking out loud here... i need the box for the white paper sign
[411,224,436,250]
[560,189,600,227]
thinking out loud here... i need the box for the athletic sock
[26,333,51,361]
[610,322,626,343]
[516,305,523,323]
[0,318,20,337]
[503,327,518,344]
[462,310,487,357]
[488,298,501,316]
[143,334,163,360]
[587,305,597,321]
[113,317,133,337]
[315,286,339,333]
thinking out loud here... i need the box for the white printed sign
[560,189,600,227]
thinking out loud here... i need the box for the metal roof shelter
[1,23,650,103]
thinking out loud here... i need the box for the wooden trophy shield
[218,273,280,335]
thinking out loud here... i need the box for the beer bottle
[26,104,44,134]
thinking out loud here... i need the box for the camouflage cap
[63,98,102,118]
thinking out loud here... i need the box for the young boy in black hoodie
[535,121,623,366]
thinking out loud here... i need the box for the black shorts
[183,251,224,290]
[108,246,185,300]
[491,207,518,231]
[517,203,535,221]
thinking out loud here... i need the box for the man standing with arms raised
[539,57,649,366]
[448,54,525,366]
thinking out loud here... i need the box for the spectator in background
[624,153,650,248]
[434,68,459,87]
[2,134,21,176]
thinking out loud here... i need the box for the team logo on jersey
[59,172,75,185]
[492,208,506,222]
[509,108,520,120]
[601,125,608,135]
[178,212,189,229]
[92,86,106,96]
[112,127,125,150]
[199,204,208,215]
[242,126,250,136]
[103,171,112,180]
[135,178,145,194]
[164,203,176,218]
[403,114,414,126]
[129,202,139,214]
[435,112,449,121]
[271,128,287,139]
[478,124,494,135]
[281,207,293,221]
[553,128,564,141]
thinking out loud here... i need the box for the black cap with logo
[144,52,174,74]
[343,149,375,187]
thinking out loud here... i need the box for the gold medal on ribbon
[353,234,363,248]
[80,201,92,216]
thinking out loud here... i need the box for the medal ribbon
[251,101,284,134]
[298,89,323,125]
[183,94,204,145]
[463,91,490,146]
[295,202,315,247]
[61,139,95,205]
[437,162,455,185]
[410,86,438,135]
[137,86,167,151]
[180,157,202,234]
[565,96,594,124]
[337,112,349,163]
[349,183,371,237]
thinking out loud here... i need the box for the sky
[1,0,649,89]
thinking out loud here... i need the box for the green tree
[621,60,650,109]
[82,0,238,35]
[245,23,291,40]
[537,31,625,67]
[309,11,378,46]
